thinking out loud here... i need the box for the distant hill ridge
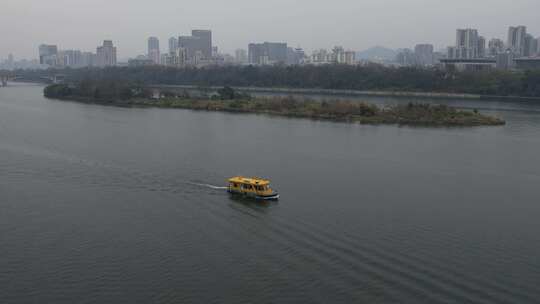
[356,46,397,61]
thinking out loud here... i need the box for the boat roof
[228,176,270,186]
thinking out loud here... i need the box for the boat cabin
[228,176,279,200]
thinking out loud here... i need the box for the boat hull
[228,190,280,201]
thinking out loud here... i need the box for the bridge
[0,71,66,87]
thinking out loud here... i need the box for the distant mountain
[356,46,397,61]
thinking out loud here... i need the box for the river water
[1,83,540,303]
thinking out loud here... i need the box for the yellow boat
[227,176,280,200]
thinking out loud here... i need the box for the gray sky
[2,0,539,60]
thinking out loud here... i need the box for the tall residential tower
[148,37,160,64]
[96,40,117,67]
[168,37,178,54]
[507,26,527,56]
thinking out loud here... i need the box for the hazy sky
[2,0,539,60]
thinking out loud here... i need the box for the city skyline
[2,0,540,59]
[3,23,539,65]
[3,22,539,71]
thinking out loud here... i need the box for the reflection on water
[227,195,276,214]
[1,83,540,304]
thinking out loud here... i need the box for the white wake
[188,182,228,190]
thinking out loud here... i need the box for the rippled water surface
[1,84,540,303]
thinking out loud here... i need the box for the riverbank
[44,85,505,127]
[149,85,540,101]
[25,65,540,99]
[150,85,484,100]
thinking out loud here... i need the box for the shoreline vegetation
[149,85,540,101]
[44,84,505,127]
[17,65,540,98]
[153,85,483,100]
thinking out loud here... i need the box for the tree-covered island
[44,81,505,127]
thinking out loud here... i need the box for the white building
[96,40,117,67]
[441,58,496,71]
[344,51,356,65]
[450,29,481,59]
[507,26,527,56]
[307,47,356,65]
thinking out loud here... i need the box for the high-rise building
[161,47,189,67]
[325,46,356,65]
[396,49,417,66]
[178,35,199,60]
[335,46,347,64]
[148,37,159,51]
[148,37,160,64]
[168,37,178,54]
[477,36,486,58]
[179,36,199,60]
[488,38,505,56]
[248,43,266,65]
[310,49,331,65]
[286,47,306,65]
[81,52,96,67]
[178,30,213,62]
[507,26,527,56]
[160,53,170,66]
[414,44,434,66]
[191,30,212,59]
[344,51,356,65]
[248,42,287,65]
[39,44,58,66]
[533,38,540,57]
[96,40,117,67]
[452,29,480,59]
[523,34,538,57]
[332,46,345,63]
[175,47,189,66]
[235,49,248,64]
[57,50,83,67]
